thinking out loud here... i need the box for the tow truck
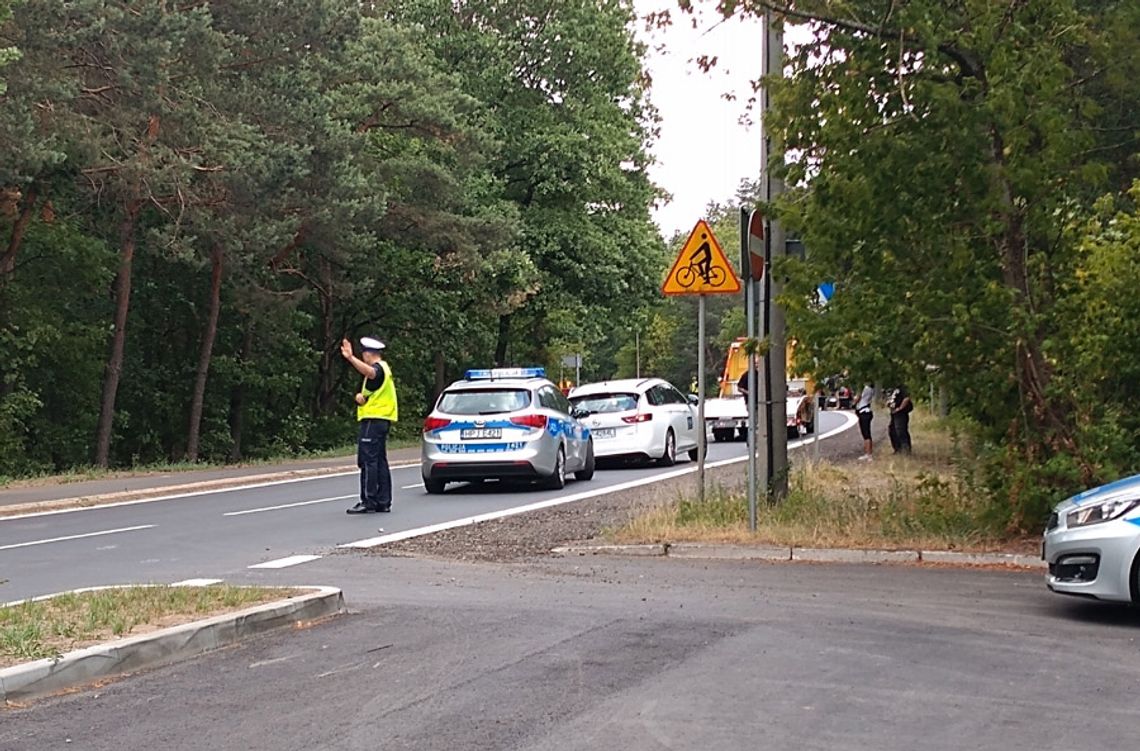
[703,338,815,442]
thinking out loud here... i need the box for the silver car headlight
[1065,498,1140,528]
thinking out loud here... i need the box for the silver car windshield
[569,393,638,413]
[438,388,531,415]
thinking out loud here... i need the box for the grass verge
[0,585,297,668]
[610,411,1036,553]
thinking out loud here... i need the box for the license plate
[460,428,502,440]
[593,428,616,439]
[714,420,736,428]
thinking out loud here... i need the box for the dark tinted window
[646,386,667,406]
[544,387,571,414]
[570,392,639,413]
[438,389,530,415]
[665,385,688,405]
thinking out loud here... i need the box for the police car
[1043,473,1140,603]
[421,367,595,494]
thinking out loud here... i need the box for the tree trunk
[186,242,224,462]
[94,199,142,467]
[433,350,447,400]
[0,185,37,278]
[494,314,511,366]
[228,321,255,462]
[315,255,338,415]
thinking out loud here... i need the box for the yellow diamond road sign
[662,220,741,296]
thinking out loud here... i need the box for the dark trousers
[358,419,392,509]
[889,413,911,454]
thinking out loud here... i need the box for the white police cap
[359,336,385,352]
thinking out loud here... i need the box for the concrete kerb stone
[920,550,1046,569]
[0,585,346,705]
[792,547,920,564]
[669,543,792,561]
[549,543,1044,570]
[552,544,667,557]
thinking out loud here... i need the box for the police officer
[340,336,398,514]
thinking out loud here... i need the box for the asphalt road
[3,554,1137,750]
[0,413,850,602]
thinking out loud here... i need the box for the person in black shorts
[855,381,874,461]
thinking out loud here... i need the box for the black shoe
[346,503,375,515]
[376,505,391,513]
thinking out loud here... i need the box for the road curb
[552,543,667,557]
[0,585,346,705]
[0,462,420,518]
[670,543,791,561]
[548,543,1046,570]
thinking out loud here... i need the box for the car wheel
[544,446,566,490]
[424,477,446,495]
[574,440,595,481]
[657,430,677,466]
[1130,548,1140,604]
[712,428,732,443]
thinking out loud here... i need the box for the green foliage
[0,0,664,473]
[723,0,1140,531]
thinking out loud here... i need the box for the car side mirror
[687,394,699,405]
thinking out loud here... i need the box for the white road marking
[172,578,224,587]
[339,412,858,550]
[0,524,156,552]
[401,482,424,490]
[0,462,420,522]
[249,655,298,669]
[247,554,322,569]
[223,495,355,517]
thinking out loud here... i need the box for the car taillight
[423,416,451,432]
[621,413,652,424]
[510,414,548,429]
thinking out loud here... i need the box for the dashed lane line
[247,554,323,569]
[0,524,157,552]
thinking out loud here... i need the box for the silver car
[1043,473,1140,603]
[421,368,595,494]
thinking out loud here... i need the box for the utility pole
[761,7,788,499]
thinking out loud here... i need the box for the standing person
[855,380,875,461]
[889,383,913,454]
[340,336,398,514]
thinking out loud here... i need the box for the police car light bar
[464,367,546,381]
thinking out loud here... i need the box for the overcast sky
[634,2,806,238]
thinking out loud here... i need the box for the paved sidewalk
[0,447,422,508]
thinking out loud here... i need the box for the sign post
[663,219,742,505]
[744,209,768,531]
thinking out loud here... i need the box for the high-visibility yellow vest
[358,360,398,422]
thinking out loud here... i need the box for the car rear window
[437,388,531,415]
[569,393,639,413]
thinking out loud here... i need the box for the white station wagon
[568,378,699,465]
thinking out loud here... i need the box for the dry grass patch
[0,584,297,668]
[611,413,1033,553]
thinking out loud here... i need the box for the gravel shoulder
[373,421,869,563]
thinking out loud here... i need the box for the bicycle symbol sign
[661,219,741,296]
